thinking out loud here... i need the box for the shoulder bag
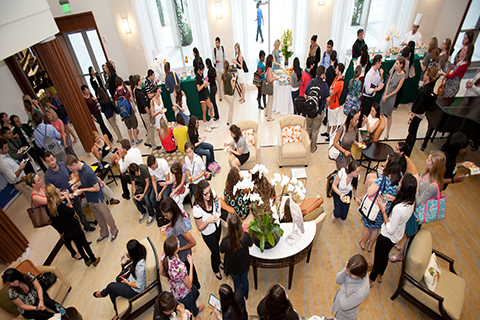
[415,182,447,224]
[27,201,52,228]
[262,79,273,95]
[328,126,345,160]
[116,260,133,283]
[253,71,262,87]
[358,176,386,224]
[437,77,446,97]
[326,170,338,198]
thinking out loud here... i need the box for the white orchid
[281,175,290,188]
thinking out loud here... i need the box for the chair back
[405,155,419,176]
[372,117,385,142]
[236,120,258,133]
[141,237,159,288]
[405,229,432,282]
[279,115,306,129]
[313,212,326,244]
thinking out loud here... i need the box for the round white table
[272,80,294,115]
[249,221,316,290]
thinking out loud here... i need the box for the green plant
[351,0,365,26]
[280,29,294,65]
[173,0,193,46]
[156,0,166,27]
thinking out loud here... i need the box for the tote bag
[27,205,52,228]
[358,176,386,224]
[262,80,273,95]
[328,126,345,160]
[415,182,447,224]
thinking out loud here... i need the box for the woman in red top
[439,43,474,98]
[45,109,77,157]
[159,117,177,153]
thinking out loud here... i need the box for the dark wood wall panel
[34,38,95,152]
[0,208,29,265]
[5,56,36,98]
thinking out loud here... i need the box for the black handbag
[116,261,132,283]
[37,272,57,291]
[326,170,338,198]
[243,60,249,73]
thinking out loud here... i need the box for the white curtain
[331,0,356,64]
[186,0,211,60]
[291,0,309,67]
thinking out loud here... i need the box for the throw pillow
[424,253,441,291]
[242,129,255,146]
[299,197,324,216]
[282,125,302,144]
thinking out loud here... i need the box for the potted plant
[233,165,306,252]
[280,29,294,67]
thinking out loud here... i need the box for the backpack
[39,125,64,156]
[305,78,325,118]
[336,79,348,106]
[207,161,221,174]
[117,89,132,118]
[294,96,307,115]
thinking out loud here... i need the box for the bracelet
[40,298,44,301]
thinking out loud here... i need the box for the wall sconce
[122,18,131,34]
[215,2,223,19]
[319,0,325,4]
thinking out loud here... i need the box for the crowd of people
[1,11,478,319]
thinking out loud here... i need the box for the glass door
[453,0,480,63]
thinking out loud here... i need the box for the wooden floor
[40,136,480,320]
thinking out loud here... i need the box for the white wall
[46,0,131,79]
[206,0,235,60]
[307,0,335,62]
[0,61,30,123]
[433,0,469,43]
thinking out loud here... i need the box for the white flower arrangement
[385,25,400,39]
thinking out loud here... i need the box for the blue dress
[272,50,281,71]
[361,175,399,230]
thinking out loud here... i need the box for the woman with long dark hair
[153,291,193,320]
[45,184,100,267]
[187,116,215,169]
[196,62,218,132]
[357,44,371,79]
[264,54,277,122]
[212,284,247,320]
[332,254,370,319]
[89,66,104,93]
[93,239,146,320]
[308,35,321,80]
[193,180,223,280]
[106,60,117,99]
[160,235,204,318]
[359,152,402,252]
[220,213,253,302]
[331,160,361,223]
[224,124,250,168]
[453,30,474,63]
[221,167,250,220]
[332,109,360,170]
[167,161,189,211]
[344,65,362,115]
[205,58,220,121]
[256,50,267,110]
[441,132,472,189]
[439,43,474,98]
[193,47,202,75]
[369,174,417,285]
[2,268,61,319]
[326,50,338,87]
[97,86,122,141]
[173,85,190,125]
[159,198,200,290]
[289,57,303,103]
[257,283,299,320]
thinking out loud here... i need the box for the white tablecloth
[272,81,294,115]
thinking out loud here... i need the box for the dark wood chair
[391,229,465,320]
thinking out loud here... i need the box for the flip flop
[358,239,365,250]
[389,255,402,263]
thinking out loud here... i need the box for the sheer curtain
[291,0,309,65]
[187,0,211,60]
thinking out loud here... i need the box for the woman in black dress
[206,58,220,120]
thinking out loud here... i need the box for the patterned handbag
[415,182,447,224]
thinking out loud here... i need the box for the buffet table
[272,69,294,115]
[344,54,424,104]
[249,221,316,290]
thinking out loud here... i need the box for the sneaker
[111,230,119,243]
[139,213,147,223]
[325,137,330,142]
[204,127,212,133]
[211,123,219,129]
[110,198,120,205]
[92,257,101,267]
[130,139,135,145]
[84,225,96,232]
[146,216,155,226]
[321,132,329,137]
[144,143,152,148]
[136,139,143,145]
[96,235,108,243]
[154,146,163,150]
[85,259,92,267]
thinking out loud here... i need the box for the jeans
[230,270,249,300]
[179,284,199,316]
[21,292,58,319]
[121,174,132,198]
[256,25,264,42]
[333,191,352,220]
[101,282,137,314]
[133,183,156,217]
[257,85,266,108]
[195,142,215,168]
[305,113,324,152]
[405,116,422,157]
[291,89,299,106]
[210,84,220,120]
[202,225,222,273]
[155,180,173,202]
[94,113,113,141]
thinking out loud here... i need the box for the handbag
[360,130,373,143]
[37,272,57,291]
[415,182,447,224]
[326,170,338,198]
[253,71,262,87]
[27,203,52,228]
[262,79,273,95]
[328,126,345,160]
[437,78,446,97]
[116,260,133,283]
[358,176,386,224]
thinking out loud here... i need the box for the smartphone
[112,148,118,154]
[21,158,28,164]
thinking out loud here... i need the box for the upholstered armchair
[117,237,161,320]
[236,120,260,170]
[391,229,466,320]
[278,115,310,167]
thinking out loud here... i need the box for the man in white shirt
[113,139,143,200]
[401,13,423,46]
[147,155,172,202]
[0,138,30,202]
[360,54,384,126]
[212,37,226,101]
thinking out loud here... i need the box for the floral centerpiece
[233,164,306,252]
[385,24,400,57]
[280,29,294,67]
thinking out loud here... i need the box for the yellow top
[173,125,189,153]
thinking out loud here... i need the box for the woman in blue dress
[359,152,402,252]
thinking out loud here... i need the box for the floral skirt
[343,94,360,115]
[444,76,461,98]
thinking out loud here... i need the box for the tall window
[134,0,211,70]
[452,0,480,63]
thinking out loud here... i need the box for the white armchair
[278,115,310,167]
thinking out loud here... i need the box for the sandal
[389,255,402,263]
[215,272,222,280]
[331,213,336,223]
[394,244,402,251]
[198,305,204,313]
[358,239,365,250]
[377,275,382,283]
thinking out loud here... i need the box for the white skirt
[237,68,245,84]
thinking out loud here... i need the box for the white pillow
[424,253,441,291]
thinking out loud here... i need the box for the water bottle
[56,303,67,316]
[98,161,104,171]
